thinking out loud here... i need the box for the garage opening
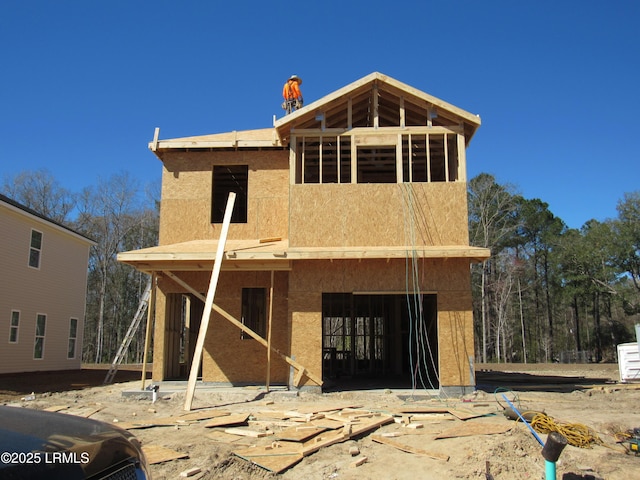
[322,293,438,389]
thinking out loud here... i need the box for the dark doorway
[322,293,438,389]
[165,294,203,380]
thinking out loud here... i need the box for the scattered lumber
[232,408,393,474]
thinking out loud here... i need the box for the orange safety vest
[283,80,301,100]
[290,80,301,99]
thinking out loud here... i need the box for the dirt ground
[1,363,639,480]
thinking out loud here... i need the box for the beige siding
[0,203,91,374]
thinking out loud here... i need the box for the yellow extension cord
[525,412,603,448]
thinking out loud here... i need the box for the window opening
[322,137,338,183]
[34,314,46,359]
[447,134,459,181]
[241,288,266,339]
[68,318,78,359]
[29,230,42,268]
[357,147,397,183]
[429,135,446,182]
[9,311,19,343]
[212,165,248,223]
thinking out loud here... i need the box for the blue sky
[1,1,638,229]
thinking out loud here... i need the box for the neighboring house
[0,194,94,374]
[118,72,490,395]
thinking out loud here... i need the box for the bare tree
[2,169,76,222]
[76,172,157,363]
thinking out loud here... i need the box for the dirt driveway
[1,363,639,480]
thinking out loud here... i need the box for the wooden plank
[184,192,236,411]
[142,445,189,464]
[446,407,492,421]
[178,410,232,422]
[371,435,449,461]
[204,413,250,428]
[151,127,160,151]
[140,273,155,390]
[266,270,274,392]
[224,427,269,438]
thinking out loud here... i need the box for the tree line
[3,169,638,365]
[469,173,640,364]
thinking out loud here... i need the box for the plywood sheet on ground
[233,442,303,474]
[435,421,512,439]
[142,445,189,464]
[204,413,249,428]
[206,430,255,445]
[276,425,327,442]
[115,410,231,430]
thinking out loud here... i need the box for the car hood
[0,405,147,479]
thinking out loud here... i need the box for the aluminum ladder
[103,279,152,384]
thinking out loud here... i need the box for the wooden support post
[184,192,236,411]
[140,274,156,390]
[266,270,275,392]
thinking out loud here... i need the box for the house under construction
[118,72,490,395]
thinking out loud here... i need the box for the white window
[34,314,46,359]
[9,311,20,343]
[29,229,43,268]
[68,318,78,359]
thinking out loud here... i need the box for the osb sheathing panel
[158,270,288,384]
[288,292,323,387]
[203,271,290,384]
[158,150,289,245]
[289,182,469,248]
[289,258,475,387]
[289,258,471,293]
[437,293,475,387]
[153,258,475,387]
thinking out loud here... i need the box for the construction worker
[282,75,303,114]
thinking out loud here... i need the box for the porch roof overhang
[117,239,491,274]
